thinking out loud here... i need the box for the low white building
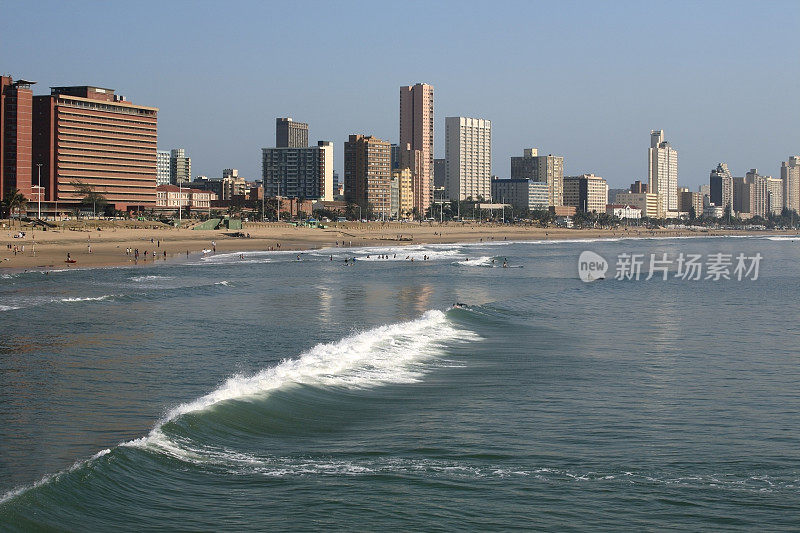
[606,204,642,220]
[156,185,217,210]
[703,204,724,218]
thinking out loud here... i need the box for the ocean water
[1,235,800,530]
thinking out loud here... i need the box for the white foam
[127,310,477,456]
[59,295,118,303]
[129,275,175,282]
[0,449,110,504]
[455,256,495,267]
[765,235,800,241]
[0,304,21,312]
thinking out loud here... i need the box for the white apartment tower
[648,130,678,215]
[156,150,171,186]
[445,117,492,201]
[782,156,800,213]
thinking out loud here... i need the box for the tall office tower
[33,85,157,210]
[648,129,678,215]
[156,151,171,185]
[745,169,769,217]
[399,83,434,215]
[0,76,34,201]
[445,117,491,201]
[679,190,703,216]
[709,163,734,211]
[562,174,608,213]
[510,148,564,206]
[733,177,752,215]
[766,175,784,215]
[276,117,309,148]
[630,180,647,193]
[344,134,391,219]
[434,158,446,188]
[261,141,334,201]
[510,148,538,179]
[170,148,191,185]
[782,156,800,213]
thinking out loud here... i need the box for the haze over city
[2,0,797,188]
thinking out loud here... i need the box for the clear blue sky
[2,0,798,188]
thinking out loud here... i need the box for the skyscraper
[563,174,609,213]
[445,117,491,201]
[745,169,768,218]
[782,156,800,213]
[156,151,171,186]
[1,76,34,201]
[434,158,446,189]
[766,175,784,215]
[709,163,734,211]
[399,83,434,216]
[511,148,564,207]
[276,117,308,148]
[33,85,157,210]
[344,134,391,219]
[648,129,678,215]
[170,148,191,185]
[261,141,333,201]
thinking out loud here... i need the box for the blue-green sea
[1,235,800,530]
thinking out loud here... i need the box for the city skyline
[1,1,798,189]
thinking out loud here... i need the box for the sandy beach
[0,219,794,271]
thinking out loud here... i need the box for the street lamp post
[178,180,182,226]
[36,163,42,220]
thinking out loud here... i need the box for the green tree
[71,181,106,218]
[1,189,28,226]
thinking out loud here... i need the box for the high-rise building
[563,174,608,213]
[221,169,248,200]
[490,177,548,212]
[744,169,768,218]
[261,141,333,201]
[434,158,446,189]
[782,156,800,213]
[390,168,413,219]
[445,116,491,201]
[709,163,734,212]
[399,83,434,215]
[766,175,783,215]
[679,188,703,216]
[510,148,564,207]
[630,180,647,194]
[733,177,751,215]
[1,76,34,202]
[156,150,170,186]
[276,117,308,148]
[33,85,157,210]
[344,134,391,219]
[170,148,191,185]
[648,129,678,215]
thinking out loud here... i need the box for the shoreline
[1,220,797,273]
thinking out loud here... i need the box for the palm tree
[1,189,28,226]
